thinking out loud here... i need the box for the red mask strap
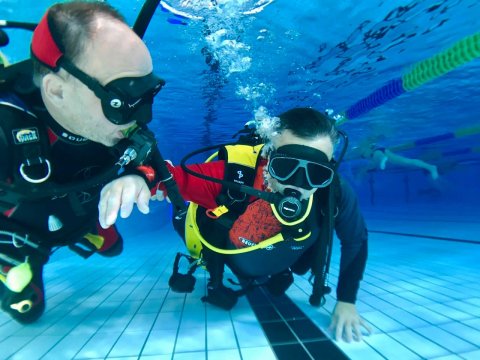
[31,11,63,70]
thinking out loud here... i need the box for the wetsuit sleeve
[334,179,368,304]
[155,161,225,210]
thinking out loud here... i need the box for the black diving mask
[268,144,335,190]
[60,59,165,126]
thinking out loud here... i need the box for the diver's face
[42,18,154,147]
[265,130,334,200]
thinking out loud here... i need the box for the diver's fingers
[118,176,150,218]
[335,318,345,342]
[99,180,123,228]
[135,182,151,214]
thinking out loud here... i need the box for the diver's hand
[98,175,150,228]
[328,301,372,342]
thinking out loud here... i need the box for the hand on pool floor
[329,301,372,342]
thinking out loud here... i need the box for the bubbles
[253,106,280,146]
[205,29,252,75]
[170,0,278,129]
[236,82,275,102]
[166,0,275,19]
[325,108,347,125]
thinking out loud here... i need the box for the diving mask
[268,144,335,190]
[61,59,165,126]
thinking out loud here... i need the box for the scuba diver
[99,107,372,342]
[0,1,175,324]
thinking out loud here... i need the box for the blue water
[1,3,480,359]
[1,0,479,221]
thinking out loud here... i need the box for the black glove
[265,269,294,296]
[201,283,238,310]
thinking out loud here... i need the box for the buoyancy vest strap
[0,93,52,186]
[215,144,264,214]
[309,176,338,307]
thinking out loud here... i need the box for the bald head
[77,17,153,84]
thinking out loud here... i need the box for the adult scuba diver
[99,108,372,341]
[0,1,186,324]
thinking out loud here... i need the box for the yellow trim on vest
[0,273,6,285]
[293,231,312,241]
[271,194,314,226]
[208,205,229,217]
[185,203,204,259]
[83,233,104,250]
[199,232,286,254]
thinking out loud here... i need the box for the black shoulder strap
[215,143,263,216]
[309,174,341,307]
[0,91,51,181]
[0,70,53,211]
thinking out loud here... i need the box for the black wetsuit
[0,86,123,323]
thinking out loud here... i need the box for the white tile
[108,331,149,358]
[180,309,206,328]
[173,351,206,360]
[141,330,176,356]
[382,308,430,328]
[447,300,480,317]
[41,331,93,360]
[463,317,480,331]
[161,297,186,312]
[441,322,480,347]
[404,305,453,324]
[364,333,422,360]
[389,330,449,359]
[206,323,238,351]
[10,335,62,360]
[240,346,277,360]
[152,311,182,331]
[74,331,122,359]
[125,313,157,332]
[336,339,389,360]
[0,336,33,359]
[233,320,270,348]
[207,348,241,360]
[361,311,405,332]
[139,355,171,360]
[465,298,480,307]
[415,325,476,353]
[174,326,206,353]
[460,349,480,360]
[361,295,399,312]
[431,355,464,360]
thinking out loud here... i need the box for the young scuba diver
[99,107,372,342]
[0,1,167,323]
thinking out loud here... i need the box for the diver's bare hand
[98,175,150,228]
[328,301,372,342]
